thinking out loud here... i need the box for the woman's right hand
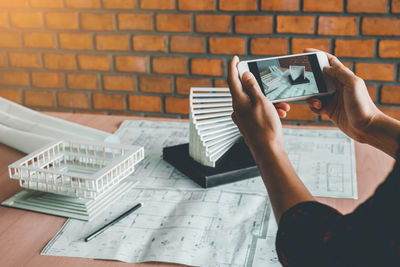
[306,48,381,143]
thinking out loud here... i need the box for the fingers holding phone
[304,48,381,142]
[228,56,285,155]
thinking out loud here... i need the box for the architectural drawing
[42,120,357,266]
[115,121,357,199]
[42,187,275,267]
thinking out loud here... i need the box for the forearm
[252,144,315,223]
[361,112,400,159]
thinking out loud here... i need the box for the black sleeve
[276,161,400,267]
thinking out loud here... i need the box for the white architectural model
[9,140,144,199]
[189,87,240,167]
[4,140,144,220]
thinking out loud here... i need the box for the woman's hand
[227,56,290,157]
[305,48,381,143]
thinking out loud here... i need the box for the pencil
[84,202,143,242]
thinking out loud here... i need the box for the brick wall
[0,0,399,123]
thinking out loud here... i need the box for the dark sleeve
[276,160,400,267]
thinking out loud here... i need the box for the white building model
[189,88,240,167]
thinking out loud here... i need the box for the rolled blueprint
[0,97,119,153]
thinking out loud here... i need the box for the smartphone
[237,52,335,103]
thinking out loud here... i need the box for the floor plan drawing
[42,120,357,266]
[42,187,274,267]
[115,121,357,199]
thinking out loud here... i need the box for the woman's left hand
[227,56,290,158]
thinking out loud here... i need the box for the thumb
[241,72,264,103]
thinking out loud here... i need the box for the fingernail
[242,72,254,82]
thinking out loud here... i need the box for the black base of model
[163,140,259,188]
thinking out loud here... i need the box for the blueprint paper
[0,97,116,153]
[114,120,357,199]
[42,187,278,267]
[41,120,357,266]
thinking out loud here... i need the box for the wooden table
[0,112,395,267]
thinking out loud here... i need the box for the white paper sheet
[41,120,357,267]
[114,120,358,199]
[42,187,275,267]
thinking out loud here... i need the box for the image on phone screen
[248,54,328,101]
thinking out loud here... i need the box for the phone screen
[248,54,328,101]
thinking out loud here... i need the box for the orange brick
[58,92,90,109]
[129,95,162,112]
[44,53,76,70]
[23,32,55,49]
[32,72,63,88]
[277,16,315,34]
[379,40,400,58]
[0,70,29,86]
[96,34,129,51]
[209,37,245,55]
[118,13,152,31]
[103,0,136,9]
[303,0,343,12]
[9,52,40,68]
[291,38,330,54]
[342,61,352,69]
[67,73,98,90]
[250,38,287,55]
[65,0,100,8]
[191,58,225,76]
[45,12,78,30]
[283,103,316,121]
[81,13,115,31]
[176,77,211,95]
[235,16,273,34]
[362,18,400,36]
[318,16,357,36]
[139,76,172,93]
[170,36,205,54]
[30,0,63,8]
[0,0,28,8]
[178,0,215,10]
[214,79,229,87]
[393,0,400,13]
[140,0,175,9]
[133,35,167,52]
[156,14,191,32]
[59,33,92,50]
[0,89,21,103]
[355,63,394,82]
[335,39,375,58]
[115,55,147,73]
[10,12,42,29]
[165,97,189,114]
[25,90,55,107]
[0,52,6,67]
[347,0,387,13]
[93,93,125,110]
[152,57,187,75]
[366,84,377,102]
[381,85,400,104]
[195,14,231,33]
[0,32,21,48]
[379,106,400,121]
[0,12,8,28]
[219,0,257,11]
[103,75,135,91]
[261,0,299,11]
[78,54,110,71]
